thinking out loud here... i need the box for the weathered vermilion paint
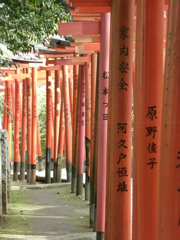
[158,1,180,239]
[51,87,54,171]
[133,0,142,237]
[3,84,7,130]
[54,69,61,182]
[96,12,110,239]
[20,70,27,181]
[57,76,65,183]
[63,65,72,182]
[31,68,37,184]
[157,0,173,238]
[90,53,97,227]
[105,1,134,239]
[37,117,43,171]
[26,69,32,183]
[76,65,85,196]
[11,83,15,134]
[46,71,52,183]
[6,77,12,164]
[85,61,91,200]
[134,0,164,239]
[13,69,20,181]
[72,55,79,193]
[69,77,73,127]
[58,22,101,36]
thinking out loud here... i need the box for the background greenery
[0,0,71,158]
[0,0,71,53]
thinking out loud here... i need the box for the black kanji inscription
[117,167,128,178]
[117,123,127,134]
[146,126,158,138]
[146,106,157,120]
[118,79,128,91]
[147,158,157,169]
[117,153,127,164]
[117,181,128,192]
[117,139,128,149]
[120,45,129,56]
[119,62,129,73]
[119,26,129,40]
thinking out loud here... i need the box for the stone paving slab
[0,232,96,240]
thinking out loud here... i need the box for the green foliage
[0,0,72,53]
[0,43,13,67]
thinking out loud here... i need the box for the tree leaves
[0,0,72,53]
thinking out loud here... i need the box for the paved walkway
[0,181,96,240]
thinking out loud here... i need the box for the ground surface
[0,182,96,240]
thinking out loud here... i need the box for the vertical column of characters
[116,25,130,194]
[136,0,164,239]
[145,106,158,169]
[105,2,134,239]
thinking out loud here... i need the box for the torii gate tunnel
[0,0,179,239]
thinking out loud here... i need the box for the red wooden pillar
[20,70,27,181]
[105,1,134,239]
[92,61,100,232]
[37,117,43,171]
[158,1,180,239]
[85,61,91,201]
[90,53,97,227]
[53,69,60,182]
[96,12,110,239]
[13,69,20,181]
[157,1,173,238]
[134,0,164,239]
[11,84,15,134]
[6,77,12,164]
[19,84,22,131]
[31,68,37,184]
[76,65,85,195]
[69,76,73,125]
[46,71,52,183]
[26,69,32,183]
[57,83,65,182]
[3,85,7,130]
[63,65,72,182]
[51,90,54,171]
[72,57,79,193]
[133,1,142,239]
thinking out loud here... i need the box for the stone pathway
[0,182,96,240]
